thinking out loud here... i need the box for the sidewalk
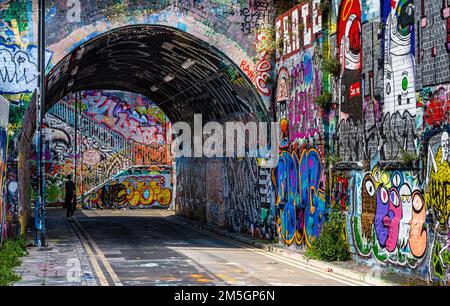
[12,208,96,286]
[164,211,429,286]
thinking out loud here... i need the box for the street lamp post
[35,0,46,247]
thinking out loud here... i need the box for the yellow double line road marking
[160,211,369,286]
[70,218,123,286]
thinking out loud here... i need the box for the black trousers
[66,199,75,217]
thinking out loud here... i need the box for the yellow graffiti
[10,19,24,49]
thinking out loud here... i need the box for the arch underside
[45,25,268,123]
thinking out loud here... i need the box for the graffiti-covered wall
[273,0,326,248]
[0,0,277,243]
[0,0,449,285]
[175,156,274,239]
[324,0,450,285]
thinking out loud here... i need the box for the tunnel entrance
[19,25,271,239]
[45,89,174,209]
[45,25,268,122]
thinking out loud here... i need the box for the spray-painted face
[441,132,449,163]
[338,2,362,120]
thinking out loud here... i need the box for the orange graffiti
[409,191,427,258]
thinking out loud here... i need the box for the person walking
[65,174,76,220]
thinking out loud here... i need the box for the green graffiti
[372,230,388,262]
[45,183,62,204]
[433,243,445,279]
[433,242,450,280]
[402,76,408,91]
[0,0,30,32]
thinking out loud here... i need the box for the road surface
[66,209,366,286]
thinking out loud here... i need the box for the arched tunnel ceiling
[46,25,268,123]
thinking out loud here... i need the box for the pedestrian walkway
[13,208,96,286]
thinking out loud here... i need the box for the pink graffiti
[424,86,450,128]
[288,86,320,139]
[80,91,166,144]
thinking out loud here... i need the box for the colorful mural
[272,148,326,247]
[42,90,171,206]
[0,95,9,242]
[0,0,449,286]
[337,0,362,122]
[274,1,324,249]
[89,173,173,209]
[426,130,450,284]
[348,168,426,267]
[382,0,416,116]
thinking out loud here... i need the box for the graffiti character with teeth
[383,0,416,115]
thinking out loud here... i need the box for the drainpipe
[35,0,46,247]
[79,93,84,209]
[74,92,78,209]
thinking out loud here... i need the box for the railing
[49,101,131,155]
[49,101,170,165]
[77,165,140,202]
[77,164,173,203]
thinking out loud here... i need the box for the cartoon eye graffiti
[390,189,400,207]
[412,191,424,212]
[399,184,412,204]
[373,169,381,182]
[365,180,375,197]
[392,172,401,187]
[386,83,391,95]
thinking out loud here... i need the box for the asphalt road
[67,209,365,286]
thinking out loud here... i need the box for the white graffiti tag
[0,43,52,94]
